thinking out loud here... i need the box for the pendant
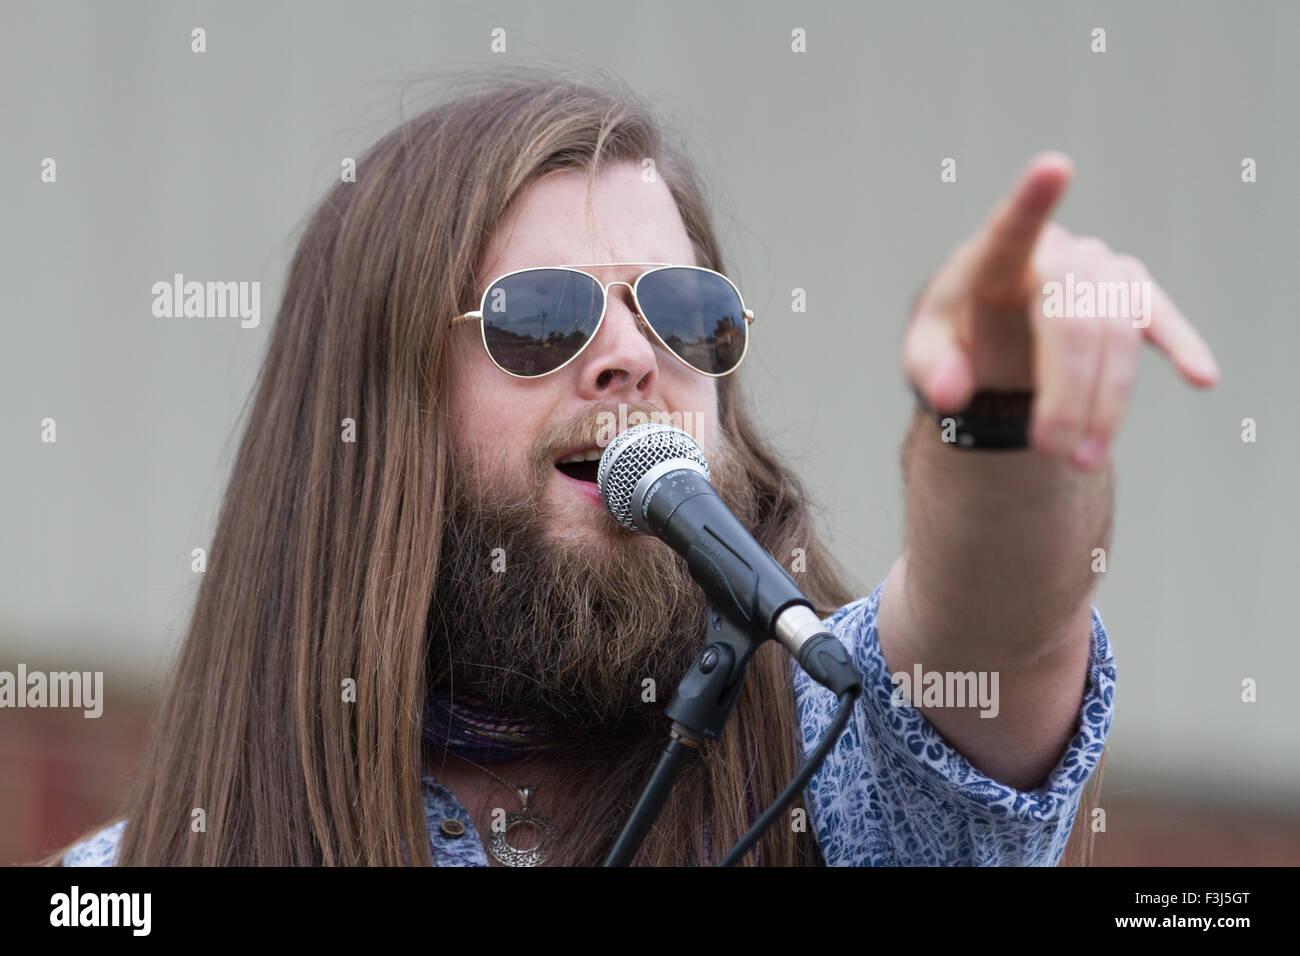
[488,786,552,867]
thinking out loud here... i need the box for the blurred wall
[2,0,1297,862]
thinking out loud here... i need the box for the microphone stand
[602,601,760,866]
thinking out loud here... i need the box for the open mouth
[554,447,602,484]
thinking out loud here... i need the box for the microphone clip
[664,602,763,745]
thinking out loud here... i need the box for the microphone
[596,423,860,698]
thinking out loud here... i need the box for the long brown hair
[45,63,1097,866]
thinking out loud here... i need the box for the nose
[574,280,660,399]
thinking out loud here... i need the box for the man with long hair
[53,65,1216,866]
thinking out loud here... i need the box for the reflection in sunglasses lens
[635,268,746,375]
[483,269,603,376]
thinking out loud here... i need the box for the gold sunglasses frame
[450,262,756,380]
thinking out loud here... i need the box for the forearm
[876,404,1114,789]
[893,403,1113,665]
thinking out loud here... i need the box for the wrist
[911,383,1034,449]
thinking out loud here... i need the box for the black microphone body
[641,465,802,638]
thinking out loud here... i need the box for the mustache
[451,402,753,524]
[534,400,710,466]
[457,400,713,511]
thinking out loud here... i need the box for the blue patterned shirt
[62,580,1115,866]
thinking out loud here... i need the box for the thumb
[903,310,975,414]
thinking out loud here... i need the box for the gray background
[3,0,1297,814]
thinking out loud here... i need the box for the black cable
[603,734,696,866]
[717,688,859,867]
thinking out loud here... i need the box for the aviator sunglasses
[451,262,756,378]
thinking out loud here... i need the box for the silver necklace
[460,757,553,867]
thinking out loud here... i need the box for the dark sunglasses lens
[635,268,747,374]
[481,270,603,376]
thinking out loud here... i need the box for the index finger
[968,151,1074,300]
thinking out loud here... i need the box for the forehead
[476,161,698,288]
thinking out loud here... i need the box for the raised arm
[877,152,1220,791]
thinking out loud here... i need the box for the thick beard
[426,410,758,749]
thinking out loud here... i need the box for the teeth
[557,449,603,464]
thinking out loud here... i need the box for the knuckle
[1033,225,1069,263]
[1052,311,1098,343]
[1075,235,1110,256]
[1115,253,1149,279]
[1073,236,1111,276]
[1041,221,1071,244]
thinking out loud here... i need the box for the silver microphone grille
[596,423,710,532]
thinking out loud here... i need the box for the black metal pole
[602,733,697,866]
[603,605,760,866]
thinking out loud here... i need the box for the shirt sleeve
[61,820,125,866]
[792,580,1115,866]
